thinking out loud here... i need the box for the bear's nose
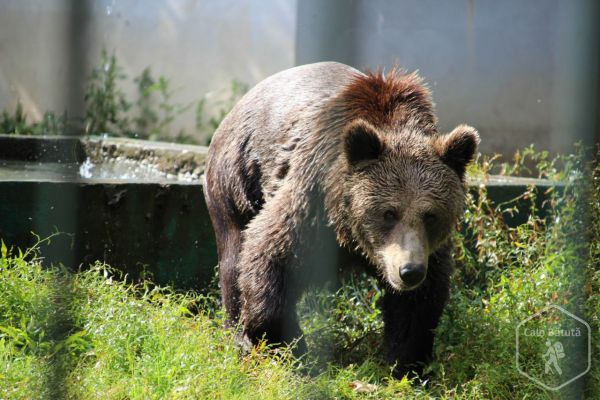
[399,263,426,287]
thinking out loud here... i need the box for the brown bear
[204,62,479,378]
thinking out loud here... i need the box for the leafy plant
[84,49,132,137]
[1,50,247,144]
[0,101,69,136]
[133,67,192,141]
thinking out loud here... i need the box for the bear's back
[210,62,359,162]
[230,61,359,138]
[206,62,361,222]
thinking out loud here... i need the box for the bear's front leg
[237,189,309,356]
[382,253,452,379]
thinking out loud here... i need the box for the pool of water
[0,159,201,183]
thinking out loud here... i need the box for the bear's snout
[378,223,429,291]
[399,263,426,287]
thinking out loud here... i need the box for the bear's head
[340,119,479,291]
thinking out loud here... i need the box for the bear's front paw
[392,363,423,380]
[392,363,432,387]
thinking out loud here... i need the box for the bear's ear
[343,120,383,169]
[433,125,480,179]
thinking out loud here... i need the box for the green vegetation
[0,101,69,136]
[0,50,247,144]
[0,147,598,399]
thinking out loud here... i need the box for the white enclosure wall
[0,0,297,137]
[0,0,598,154]
[297,0,600,155]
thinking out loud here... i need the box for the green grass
[0,146,598,399]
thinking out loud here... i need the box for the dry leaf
[348,380,377,393]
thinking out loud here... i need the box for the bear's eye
[423,212,437,225]
[383,210,398,225]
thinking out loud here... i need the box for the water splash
[79,158,94,179]
[0,159,200,183]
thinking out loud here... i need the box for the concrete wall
[0,1,72,121]
[0,0,598,154]
[0,0,297,139]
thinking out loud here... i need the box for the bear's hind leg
[217,227,243,327]
[204,189,246,327]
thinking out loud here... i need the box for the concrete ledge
[0,134,565,288]
[83,136,208,178]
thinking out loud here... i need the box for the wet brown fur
[339,67,437,130]
[204,62,479,378]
